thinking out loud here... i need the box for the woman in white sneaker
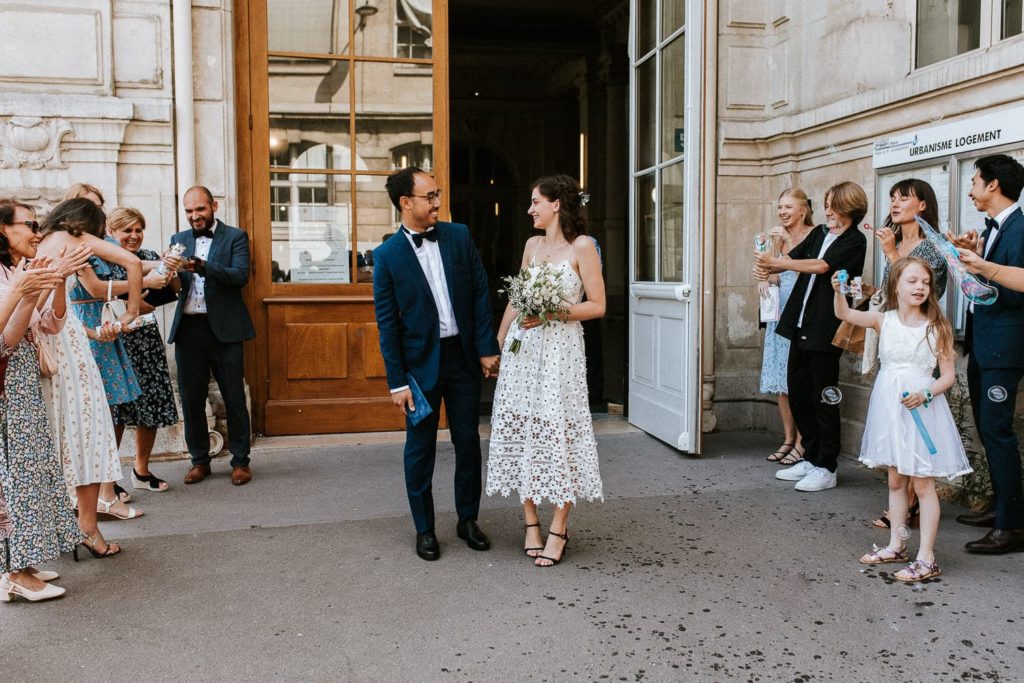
[754,182,869,492]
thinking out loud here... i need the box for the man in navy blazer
[168,186,256,487]
[373,167,501,561]
[954,154,1024,554]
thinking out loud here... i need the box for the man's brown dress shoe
[184,464,211,485]
[964,528,1024,554]
[231,466,252,486]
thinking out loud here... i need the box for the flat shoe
[767,443,795,463]
[859,544,908,565]
[894,559,941,582]
[132,469,169,492]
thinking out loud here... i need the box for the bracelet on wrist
[922,389,934,408]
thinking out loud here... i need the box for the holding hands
[480,354,501,379]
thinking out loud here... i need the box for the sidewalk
[2,429,1022,682]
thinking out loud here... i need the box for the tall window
[916,0,1023,68]
[632,0,685,283]
[265,0,437,284]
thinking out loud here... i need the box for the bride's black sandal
[524,523,544,557]
[535,531,569,567]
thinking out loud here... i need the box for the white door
[627,0,702,452]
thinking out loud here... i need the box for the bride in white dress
[486,174,605,567]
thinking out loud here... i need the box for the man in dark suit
[169,186,256,487]
[953,154,1024,554]
[372,167,501,561]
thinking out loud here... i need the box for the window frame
[912,0,1023,70]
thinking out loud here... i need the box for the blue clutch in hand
[406,374,433,426]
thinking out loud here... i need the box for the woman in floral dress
[0,199,84,602]
[97,207,178,492]
[38,198,144,553]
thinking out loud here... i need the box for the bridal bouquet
[499,262,570,354]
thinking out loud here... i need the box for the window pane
[1005,0,1023,38]
[660,161,684,282]
[267,0,349,55]
[638,0,657,56]
[354,182,402,283]
[268,57,352,169]
[635,57,657,171]
[635,173,657,282]
[663,0,684,38]
[916,0,981,68]
[353,0,433,59]
[271,172,353,284]
[661,35,684,162]
[355,61,434,173]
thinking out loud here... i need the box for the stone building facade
[1,0,1022,451]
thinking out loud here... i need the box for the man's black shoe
[956,510,996,527]
[456,520,491,551]
[416,531,440,561]
[964,528,1024,554]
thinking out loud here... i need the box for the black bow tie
[192,227,213,240]
[406,228,438,248]
[984,217,999,231]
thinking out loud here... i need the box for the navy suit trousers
[967,353,1024,529]
[404,337,482,534]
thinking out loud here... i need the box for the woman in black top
[754,181,868,492]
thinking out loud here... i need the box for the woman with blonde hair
[755,188,815,465]
[754,181,869,492]
[101,207,178,492]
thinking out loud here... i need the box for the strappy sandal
[535,531,569,567]
[859,544,909,565]
[73,533,121,561]
[523,523,544,558]
[777,445,804,466]
[767,442,795,462]
[872,502,920,530]
[894,559,941,583]
[131,469,169,492]
[113,483,132,503]
[96,497,144,521]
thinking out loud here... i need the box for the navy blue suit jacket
[372,222,500,392]
[167,219,256,345]
[971,207,1024,369]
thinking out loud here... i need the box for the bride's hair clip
[578,191,591,208]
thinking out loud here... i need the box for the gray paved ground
[1,429,1022,682]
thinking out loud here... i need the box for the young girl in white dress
[486,175,605,567]
[832,256,971,582]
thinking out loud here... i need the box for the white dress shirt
[970,202,1020,313]
[402,225,459,338]
[796,230,839,328]
[183,220,217,315]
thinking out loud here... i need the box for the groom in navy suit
[954,154,1024,554]
[373,167,501,561]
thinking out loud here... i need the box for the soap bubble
[821,386,843,405]
[988,386,1008,403]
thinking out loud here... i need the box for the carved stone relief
[0,117,74,170]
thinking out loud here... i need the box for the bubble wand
[914,215,998,305]
[902,391,937,455]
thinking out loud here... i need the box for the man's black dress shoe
[964,528,1024,554]
[956,510,996,527]
[416,531,440,561]
[456,520,491,551]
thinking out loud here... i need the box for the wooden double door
[235,0,449,434]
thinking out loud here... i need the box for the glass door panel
[267,0,350,54]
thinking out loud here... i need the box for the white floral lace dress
[486,258,604,507]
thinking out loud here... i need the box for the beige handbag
[100,279,126,326]
[34,333,58,378]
